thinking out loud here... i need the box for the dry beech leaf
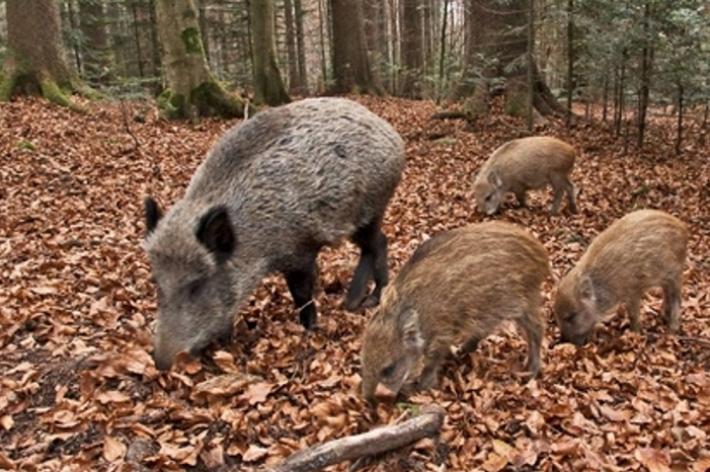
[103,436,127,462]
[635,447,671,472]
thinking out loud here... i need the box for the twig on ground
[119,99,141,152]
[262,405,446,472]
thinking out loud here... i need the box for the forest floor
[0,96,708,472]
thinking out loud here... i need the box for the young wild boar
[554,210,688,346]
[144,98,404,370]
[360,222,550,403]
[473,136,577,215]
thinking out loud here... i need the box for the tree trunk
[602,72,608,122]
[458,0,563,119]
[0,0,87,106]
[130,1,145,77]
[197,0,210,64]
[317,0,328,86]
[329,0,380,94]
[437,0,449,102]
[615,49,627,136]
[454,0,476,98]
[148,0,162,78]
[154,0,245,118]
[400,0,424,97]
[526,0,534,131]
[294,0,308,93]
[250,0,290,105]
[79,0,113,85]
[65,0,83,74]
[283,0,303,94]
[637,0,651,149]
[565,0,574,127]
[675,83,683,155]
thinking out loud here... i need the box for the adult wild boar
[360,222,550,403]
[144,98,404,370]
[473,136,577,215]
[554,209,688,346]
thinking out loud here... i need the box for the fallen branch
[264,405,445,472]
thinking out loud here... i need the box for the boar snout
[152,335,184,371]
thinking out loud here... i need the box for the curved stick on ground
[264,405,446,472]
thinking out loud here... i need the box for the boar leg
[662,279,682,332]
[517,314,543,378]
[514,190,528,208]
[346,220,387,310]
[285,256,318,329]
[626,298,641,332]
[417,349,446,391]
[564,178,578,213]
[460,336,480,355]
[550,184,564,215]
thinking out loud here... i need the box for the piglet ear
[488,171,502,188]
[195,206,236,262]
[578,275,596,304]
[398,308,424,354]
[144,197,162,236]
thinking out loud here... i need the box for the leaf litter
[0,96,708,471]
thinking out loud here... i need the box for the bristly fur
[360,222,550,402]
[473,136,577,215]
[145,98,405,369]
[555,209,688,345]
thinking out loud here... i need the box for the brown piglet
[473,136,577,215]
[554,209,688,346]
[360,222,550,403]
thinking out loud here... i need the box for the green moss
[16,139,36,151]
[157,89,188,119]
[190,80,245,118]
[181,27,203,55]
[0,74,16,101]
[40,79,71,108]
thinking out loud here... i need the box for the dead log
[264,405,445,472]
[431,110,470,121]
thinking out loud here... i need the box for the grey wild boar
[473,136,577,215]
[360,222,550,403]
[554,209,688,346]
[144,98,404,370]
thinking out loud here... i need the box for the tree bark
[637,0,652,149]
[154,0,245,118]
[400,0,424,97]
[283,0,303,94]
[675,83,683,155]
[526,0,534,131]
[329,0,380,94]
[294,0,308,93]
[250,0,290,105]
[0,0,87,106]
[456,0,564,119]
[437,0,449,102]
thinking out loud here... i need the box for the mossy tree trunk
[0,0,86,107]
[154,0,245,119]
[250,0,290,106]
[400,0,424,98]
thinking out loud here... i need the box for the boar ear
[398,308,424,353]
[195,206,236,262]
[144,197,162,236]
[487,171,502,188]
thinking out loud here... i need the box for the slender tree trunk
[197,0,210,65]
[437,0,449,102]
[400,0,424,97]
[565,0,574,127]
[329,0,380,94]
[154,0,245,118]
[284,0,303,94]
[250,0,290,105]
[526,0,534,131]
[637,0,652,149]
[615,49,627,136]
[454,0,475,98]
[0,0,87,106]
[675,83,683,155]
[294,0,308,92]
[79,0,113,84]
[318,0,328,86]
[65,0,83,74]
[131,2,145,77]
[148,0,161,77]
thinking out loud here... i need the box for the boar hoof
[360,294,381,309]
[299,306,317,330]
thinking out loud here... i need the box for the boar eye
[565,312,577,322]
[381,363,396,378]
[187,279,205,297]
[485,194,492,202]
